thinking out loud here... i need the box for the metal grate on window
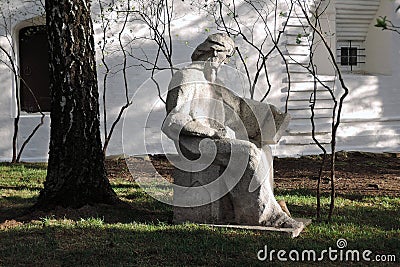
[337,40,365,72]
[341,47,358,66]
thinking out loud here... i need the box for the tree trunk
[36,0,118,208]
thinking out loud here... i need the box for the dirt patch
[107,151,400,198]
[273,151,400,197]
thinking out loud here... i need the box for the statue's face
[210,48,234,65]
[193,46,233,65]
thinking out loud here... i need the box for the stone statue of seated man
[162,33,304,232]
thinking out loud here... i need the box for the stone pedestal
[173,164,234,224]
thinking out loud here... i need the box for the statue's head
[191,33,235,64]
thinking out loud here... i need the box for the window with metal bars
[337,41,365,72]
[341,47,357,66]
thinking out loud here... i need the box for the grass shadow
[0,196,173,225]
[0,221,398,266]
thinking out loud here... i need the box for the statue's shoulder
[169,63,206,89]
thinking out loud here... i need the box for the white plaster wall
[274,0,400,157]
[0,0,49,161]
[365,0,393,75]
[96,1,289,158]
[313,0,337,76]
[0,64,14,160]
[335,0,400,153]
[0,0,399,161]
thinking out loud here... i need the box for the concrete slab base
[199,218,312,238]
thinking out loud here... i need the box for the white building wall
[276,0,400,156]
[335,0,400,153]
[0,0,399,161]
[0,64,14,160]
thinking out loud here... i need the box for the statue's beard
[204,59,220,83]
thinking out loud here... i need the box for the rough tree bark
[36,0,119,208]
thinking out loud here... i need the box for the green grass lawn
[0,163,399,266]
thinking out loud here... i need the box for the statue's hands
[164,112,237,140]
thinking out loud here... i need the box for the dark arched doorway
[19,25,50,113]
